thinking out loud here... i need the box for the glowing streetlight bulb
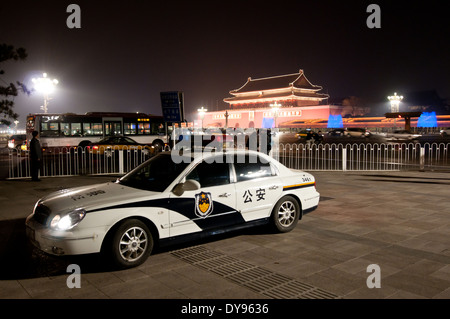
[388,92,404,130]
[387,92,403,113]
[32,72,58,113]
[197,106,207,130]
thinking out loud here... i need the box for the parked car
[296,130,310,139]
[345,128,371,138]
[8,134,27,151]
[327,129,346,137]
[25,150,320,269]
[89,136,153,156]
[440,128,450,137]
[296,129,323,144]
[385,130,420,141]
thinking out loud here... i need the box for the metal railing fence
[6,142,450,179]
[8,146,153,179]
[272,142,450,171]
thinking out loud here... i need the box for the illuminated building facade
[201,69,342,128]
[198,70,450,130]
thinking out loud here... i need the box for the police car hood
[39,182,160,213]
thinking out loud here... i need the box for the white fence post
[419,146,425,172]
[119,150,124,174]
[342,148,347,171]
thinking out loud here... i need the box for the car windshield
[118,153,191,192]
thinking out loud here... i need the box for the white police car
[26,150,320,269]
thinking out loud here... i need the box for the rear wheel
[109,219,153,269]
[271,196,300,233]
[78,140,91,148]
[152,140,164,152]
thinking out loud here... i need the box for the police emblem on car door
[195,191,213,218]
[168,158,243,237]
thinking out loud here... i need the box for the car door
[233,155,283,222]
[168,157,241,237]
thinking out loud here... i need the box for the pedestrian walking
[30,130,42,181]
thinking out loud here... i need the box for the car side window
[234,156,273,182]
[186,161,230,188]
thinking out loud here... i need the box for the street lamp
[197,106,207,130]
[270,101,281,128]
[388,92,403,113]
[224,110,229,129]
[32,72,59,113]
[388,92,403,129]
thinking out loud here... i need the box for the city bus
[25,112,168,151]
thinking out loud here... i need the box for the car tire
[109,219,153,269]
[271,196,300,233]
[152,140,164,152]
[78,140,91,149]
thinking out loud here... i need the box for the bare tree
[0,43,31,126]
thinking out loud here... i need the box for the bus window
[41,122,60,137]
[105,122,122,136]
[71,123,82,136]
[152,122,165,135]
[92,123,102,135]
[83,123,92,136]
[83,123,102,136]
[61,123,70,136]
[124,122,136,135]
[138,123,151,135]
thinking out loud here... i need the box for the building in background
[200,69,344,129]
[197,69,450,130]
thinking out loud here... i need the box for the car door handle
[219,193,232,198]
[269,185,279,190]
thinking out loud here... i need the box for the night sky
[1,0,449,128]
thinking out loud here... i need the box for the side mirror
[172,179,201,196]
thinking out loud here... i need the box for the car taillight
[93,146,99,150]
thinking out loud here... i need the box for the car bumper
[25,215,106,256]
[302,192,320,216]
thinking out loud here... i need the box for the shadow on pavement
[0,217,271,280]
[0,218,115,280]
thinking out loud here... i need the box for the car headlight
[50,208,86,230]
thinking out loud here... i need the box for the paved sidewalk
[0,171,449,300]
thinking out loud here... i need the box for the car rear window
[234,155,273,182]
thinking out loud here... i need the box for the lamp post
[197,106,207,130]
[224,110,229,129]
[388,92,403,129]
[32,73,58,113]
[270,101,281,128]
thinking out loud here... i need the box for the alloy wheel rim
[277,201,296,227]
[119,226,148,262]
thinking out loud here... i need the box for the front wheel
[109,219,153,269]
[271,196,300,233]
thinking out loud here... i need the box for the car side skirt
[158,218,270,248]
